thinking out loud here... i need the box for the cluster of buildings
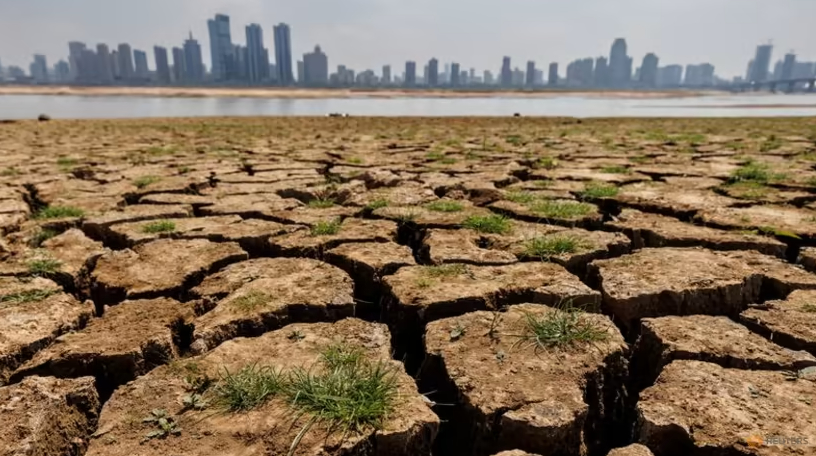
[2,18,815,91]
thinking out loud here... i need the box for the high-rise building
[548,62,558,85]
[639,53,659,87]
[683,63,714,86]
[117,43,134,80]
[207,14,233,81]
[53,60,70,82]
[609,38,631,87]
[566,58,594,86]
[245,24,270,83]
[68,41,87,81]
[460,70,469,86]
[133,49,149,79]
[95,44,113,83]
[483,70,494,85]
[525,61,536,87]
[749,43,773,83]
[427,58,438,86]
[381,65,391,85]
[404,61,416,86]
[500,56,512,87]
[273,23,294,85]
[657,65,683,87]
[781,52,796,81]
[793,61,815,79]
[303,45,329,86]
[171,47,186,83]
[30,55,48,83]
[183,33,204,82]
[449,62,460,86]
[154,46,171,84]
[772,60,784,80]
[296,60,304,83]
[594,57,608,87]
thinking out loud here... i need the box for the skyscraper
[183,33,204,82]
[749,43,773,83]
[594,57,608,87]
[208,14,233,81]
[30,55,48,83]
[154,46,171,84]
[68,42,87,81]
[657,65,683,87]
[53,60,70,82]
[450,62,460,86]
[427,58,438,87]
[639,53,659,87]
[404,61,416,86]
[500,56,512,87]
[303,45,329,86]
[609,38,631,87]
[133,49,149,79]
[273,23,294,85]
[117,43,134,80]
[96,44,114,83]
[781,52,796,80]
[525,61,536,87]
[381,65,391,85]
[245,24,270,83]
[172,47,186,83]
[548,62,558,85]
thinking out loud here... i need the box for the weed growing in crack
[515,304,609,351]
[30,228,57,247]
[141,220,176,234]
[134,176,161,189]
[504,191,537,204]
[600,165,630,174]
[578,182,619,200]
[214,364,285,412]
[0,288,60,305]
[462,214,512,234]
[230,290,271,312]
[308,198,336,209]
[56,157,78,169]
[425,200,464,212]
[34,205,85,219]
[365,199,389,211]
[141,409,181,441]
[179,393,209,412]
[528,200,593,219]
[536,156,558,169]
[27,258,62,276]
[725,181,771,200]
[423,264,467,278]
[523,235,589,258]
[310,219,342,236]
[729,161,787,185]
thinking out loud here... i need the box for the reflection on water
[1,94,815,119]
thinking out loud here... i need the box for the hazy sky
[1,0,815,78]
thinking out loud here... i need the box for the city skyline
[1,0,815,79]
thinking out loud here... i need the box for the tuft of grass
[425,200,464,212]
[516,304,609,351]
[34,205,85,219]
[230,290,271,312]
[536,156,558,169]
[141,220,176,234]
[365,199,389,211]
[523,235,589,258]
[346,157,363,164]
[533,180,552,188]
[134,175,161,189]
[578,182,619,200]
[30,229,57,247]
[725,181,770,200]
[28,258,62,276]
[56,157,78,169]
[504,191,537,204]
[422,264,467,279]
[439,157,457,165]
[145,145,178,156]
[759,135,783,152]
[178,166,191,175]
[0,288,60,305]
[1,167,21,177]
[308,198,336,209]
[528,200,593,219]
[600,165,631,174]
[310,219,342,236]
[214,364,284,412]
[729,161,786,185]
[462,214,513,234]
[425,151,445,161]
[801,304,816,313]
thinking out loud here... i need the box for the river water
[1,93,815,119]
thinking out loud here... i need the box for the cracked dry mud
[2,117,816,456]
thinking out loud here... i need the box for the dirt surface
[3,117,816,456]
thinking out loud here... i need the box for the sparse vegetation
[365,199,389,210]
[523,235,589,258]
[214,364,284,412]
[134,175,161,188]
[34,205,85,219]
[425,200,464,212]
[141,220,176,234]
[516,304,610,351]
[1,167,20,176]
[27,258,62,276]
[462,214,513,234]
[0,288,60,305]
[801,304,816,313]
[536,156,558,169]
[30,229,58,247]
[56,157,78,169]
[422,264,468,278]
[310,219,342,236]
[142,409,181,441]
[230,290,271,312]
[578,182,619,200]
[600,165,630,174]
[729,161,787,185]
[308,198,336,209]
[504,191,537,204]
[528,200,593,219]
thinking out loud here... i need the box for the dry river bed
[1,117,816,456]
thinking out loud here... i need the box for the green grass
[310,219,342,236]
[439,157,457,165]
[506,135,524,146]
[134,175,161,189]
[462,214,513,234]
[578,182,619,200]
[600,165,631,174]
[516,304,610,351]
[27,258,62,276]
[30,229,57,247]
[0,288,60,305]
[346,157,363,164]
[1,167,20,177]
[523,235,589,258]
[308,198,336,209]
[801,304,816,313]
[56,157,78,168]
[178,166,191,174]
[532,180,552,188]
[759,135,783,152]
[536,157,558,169]
[504,191,537,204]
[729,161,787,185]
[422,264,468,279]
[425,151,445,161]
[425,200,464,212]
[145,145,178,156]
[141,220,176,234]
[230,290,271,312]
[725,181,771,200]
[365,199,389,211]
[214,364,284,412]
[528,200,593,219]
[34,206,85,219]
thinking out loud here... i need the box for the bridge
[730,77,816,93]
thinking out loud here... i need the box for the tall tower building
[500,56,512,87]
[381,65,391,85]
[639,53,659,87]
[245,24,270,83]
[404,61,416,86]
[207,14,233,81]
[30,55,49,83]
[172,47,186,83]
[68,42,87,81]
[609,38,631,87]
[303,45,329,86]
[548,62,558,85]
[749,43,773,83]
[450,62,460,86]
[95,44,114,83]
[427,58,439,87]
[781,52,796,80]
[133,50,149,78]
[117,43,135,80]
[183,33,204,82]
[525,61,536,86]
[154,46,171,84]
[594,57,608,87]
[273,23,294,85]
